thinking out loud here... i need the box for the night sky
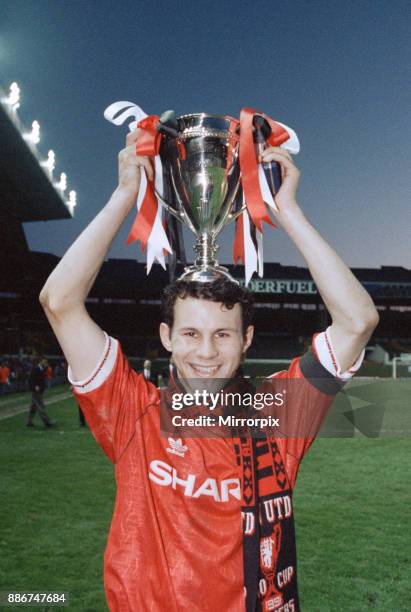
[1,0,410,269]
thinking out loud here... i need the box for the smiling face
[159,296,254,380]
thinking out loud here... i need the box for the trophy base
[178,265,239,285]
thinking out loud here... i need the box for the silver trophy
[104,102,294,283]
[156,112,244,283]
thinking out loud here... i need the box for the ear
[159,322,172,352]
[242,325,254,354]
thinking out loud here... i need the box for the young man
[39,129,378,611]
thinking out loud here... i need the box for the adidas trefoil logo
[166,437,188,458]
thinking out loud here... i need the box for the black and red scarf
[234,436,300,612]
[163,368,301,611]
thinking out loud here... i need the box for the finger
[137,155,154,181]
[126,127,142,145]
[261,146,292,162]
[119,147,154,181]
[125,141,155,172]
[260,151,299,173]
[263,146,292,161]
[125,142,145,156]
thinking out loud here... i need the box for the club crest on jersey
[166,437,188,458]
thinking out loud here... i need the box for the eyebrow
[176,327,238,333]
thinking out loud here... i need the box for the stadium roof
[0,102,72,223]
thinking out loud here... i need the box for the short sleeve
[69,333,158,463]
[312,326,365,381]
[268,329,365,487]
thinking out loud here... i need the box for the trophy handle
[226,203,246,225]
[154,189,197,234]
[211,179,243,237]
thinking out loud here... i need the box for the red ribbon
[136,115,161,156]
[126,181,158,252]
[239,107,289,231]
[126,115,162,251]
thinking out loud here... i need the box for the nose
[196,335,218,360]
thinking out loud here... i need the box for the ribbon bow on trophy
[104,102,300,284]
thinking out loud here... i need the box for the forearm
[40,186,135,311]
[260,146,378,370]
[277,206,378,334]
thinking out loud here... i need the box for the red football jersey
[69,330,363,612]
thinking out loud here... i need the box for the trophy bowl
[157,113,243,283]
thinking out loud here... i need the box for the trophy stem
[194,232,218,267]
[178,231,238,284]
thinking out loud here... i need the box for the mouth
[188,363,221,377]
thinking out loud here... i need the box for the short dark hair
[161,277,254,336]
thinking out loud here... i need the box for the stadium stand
[1,251,411,361]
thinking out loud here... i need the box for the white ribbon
[242,209,264,284]
[242,207,258,286]
[256,227,264,278]
[103,101,147,131]
[104,101,172,272]
[277,121,300,154]
[145,155,172,273]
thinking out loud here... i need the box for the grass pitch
[0,386,410,611]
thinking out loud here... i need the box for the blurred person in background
[143,358,157,384]
[0,360,10,396]
[26,357,57,428]
[45,362,53,388]
[143,358,151,380]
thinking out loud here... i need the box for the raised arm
[260,147,379,372]
[39,129,152,381]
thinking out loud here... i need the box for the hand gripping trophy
[104,102,300,285]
